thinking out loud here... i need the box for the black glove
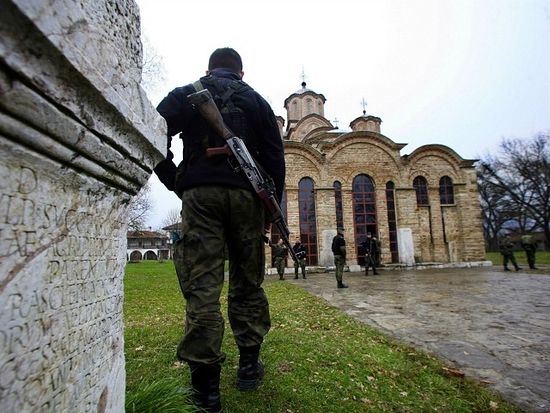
[154,158,177,191]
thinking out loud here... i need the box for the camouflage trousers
[274,256,285,277]
[334,255,345,282]
[173,186,271,366]
[294,258,306,277]
[501,252,519,270]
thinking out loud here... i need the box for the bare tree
[161,207,181,229]
[128,181,152,232]
[140,35,167,98]
[477,170,513,250]
[478,134,550,249]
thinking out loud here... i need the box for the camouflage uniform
[173,186,271,365]
[156,51,285,411]
[292,242,307,279]
[498,235,520,271]
[520,235,537,269]
[332,229,348,288]
[270,241,287,280]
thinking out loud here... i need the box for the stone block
[0,1,165,412]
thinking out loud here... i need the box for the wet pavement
[289,265,550,413]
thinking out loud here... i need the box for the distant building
[127,230,170,261]
[269,81,486,268]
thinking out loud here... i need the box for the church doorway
[352,174,377,266]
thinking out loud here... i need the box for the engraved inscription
[0,163,128,412]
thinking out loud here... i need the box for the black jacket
[292,243,307,260]
[155,69,285,200]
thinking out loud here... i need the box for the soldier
[270,238,288,280]
[498,234,521,272]
[332,227,348,288]
[361,232,379,275]
[292,236,307,279]
[154,47,285,413]
[520,234,538,269]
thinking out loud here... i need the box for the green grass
[125,260,521,413]
[485,250,550,266]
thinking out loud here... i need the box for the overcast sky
[136,0,550,229]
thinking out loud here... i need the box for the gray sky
[136,0,550,229]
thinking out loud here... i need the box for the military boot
[237,345,264,391]
[189,363,223,413]
[337,281,348,288]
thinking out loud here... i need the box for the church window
[439,176,454,205]
[298,178,318,265]
[385,181,399,263]
[333,181,344,229]
[352,174,377,265]
[413,176,429,206]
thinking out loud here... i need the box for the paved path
[289,265,550,413]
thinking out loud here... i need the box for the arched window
[439,176,454,205]
[385,181,399,263]
[298,178,318,265]
[413,176,429,206]
[333,181,344,229]
[306,98,313,114]
[352,174,377,265]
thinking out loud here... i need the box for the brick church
[269,81,486,268]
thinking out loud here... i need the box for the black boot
[337,281,348,288]
[237,345,264,391]
[189,363,223,413]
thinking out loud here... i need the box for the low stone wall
[0,1,165,412]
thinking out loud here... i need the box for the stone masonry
[268,82,485,269]
[0,1,165,412]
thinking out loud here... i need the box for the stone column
[0,1,165,412]
[315,186,336,266]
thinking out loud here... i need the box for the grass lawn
[124,260,521,413]
[485,250,550,266]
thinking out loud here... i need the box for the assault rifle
[187,89,298,263]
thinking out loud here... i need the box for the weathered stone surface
[0,1,165,412]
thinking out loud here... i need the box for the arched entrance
[144,250,158,260]
[129,250,142,261]
[352,174,377,265]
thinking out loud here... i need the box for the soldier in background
[292,236,307,279]
[361,232,379,275]
[270,238,288,280]
[331,227,348,288]
[498,234,521,272]
[520,234,538,269]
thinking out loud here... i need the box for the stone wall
[0,1,165,412]
[279,135,486,266]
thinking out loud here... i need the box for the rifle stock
[188,89,299,263]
